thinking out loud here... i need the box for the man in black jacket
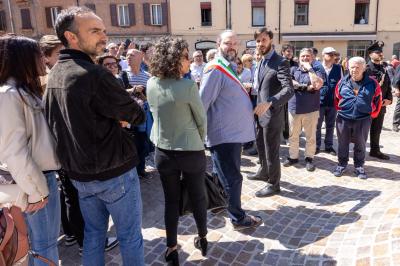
[366,41,393,160]
[247,27,294,197]
[44,7,145,266]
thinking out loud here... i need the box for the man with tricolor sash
[200,30,263,230]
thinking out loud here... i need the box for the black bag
[179,172,228,216]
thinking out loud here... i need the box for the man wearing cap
[316,47,343,155]
[366,41,393,160]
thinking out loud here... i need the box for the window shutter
[355,0,370,3]
[128,3,135,26]
[294,0,309,3]
[251,0,265,7]
[0,10,7,31]
[110,4,118,26]
[21,8,32,29]
[161,3,168,26]
[85,3,96,13]
[45,7,52,28]
[200,2,211,9]
[143,3,150,26]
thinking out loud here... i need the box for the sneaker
[78,247,82,256]
[325,147,337,156]
[333,165,346,177]
[393,125,399,132]
[283,158,298,167]
[354,167,367,179]
[232,215,263,231]
[105,237,119,252]
[305,157,315,172]
[64,235,77,247]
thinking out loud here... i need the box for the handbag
[179,172,228,216]
[0,207,56,266]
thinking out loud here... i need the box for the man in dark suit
[247,27,295,197]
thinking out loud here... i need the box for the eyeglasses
[103,62,118,68]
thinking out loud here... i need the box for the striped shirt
[126,68,150,88]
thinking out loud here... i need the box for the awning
[282,32,377,41]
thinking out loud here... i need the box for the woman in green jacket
[147,37,208,265]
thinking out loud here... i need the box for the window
[20,8,32,29]
[251,0,265,27]
[201,2,212,26]
[252,7,265,26]
[354,0,369,24]
[294,1,309,25]
[151,4,162,25]
[347,40,370,59]
[0,10,6,31]
[289,41,313,57]
[50,7,60,27]
[394,43,400,59]
[117,4,130,26]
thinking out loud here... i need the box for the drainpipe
[225,0,228,29]
[166,0,170,34]
[278,0,281,44]
[228,0,232,29]
[375,0,379,34]
[6,0,15,32]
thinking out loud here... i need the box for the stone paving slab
[59,102,400,266]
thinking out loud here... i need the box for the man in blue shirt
[200,30,262,230]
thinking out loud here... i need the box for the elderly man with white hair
[190,50,206,85]
[334,57,382,179]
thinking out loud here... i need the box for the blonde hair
[241,54,253,65]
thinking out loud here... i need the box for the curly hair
[149,36,188,79]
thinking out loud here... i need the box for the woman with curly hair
[0,34,61,265]
[147,36,208,265]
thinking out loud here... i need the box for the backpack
[0,207,56,266]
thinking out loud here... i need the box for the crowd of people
[1,5,400,266]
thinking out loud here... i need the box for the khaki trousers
[289,110,320,159]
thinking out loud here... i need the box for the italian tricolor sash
[204,58,249,97]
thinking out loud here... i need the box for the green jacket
[147,77,206,151]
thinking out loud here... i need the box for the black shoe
[105,237,119,251]
[315,148,320,155]
[369,150,390,160]
[325,147,337,156]
[194,237,208,256]
[64,235,77,247]
[247,147,258,156]
[138,171,151,179]
[283,158,298,167]
[247,168,267,181]
[165,248,179,266]
[255,185,280,197]
[393,125,399,132]
[305,157,315,172]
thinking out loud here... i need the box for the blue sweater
[335,74,382,120]
[289,66,323,114]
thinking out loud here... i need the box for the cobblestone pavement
[59,103,400,266]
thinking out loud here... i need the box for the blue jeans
[210,143,245,223]
[25,171,60,266]
[316,106,337,149]
[71,168,144,266]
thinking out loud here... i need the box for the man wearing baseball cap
[316,47,343,155]
[365,41,393,160]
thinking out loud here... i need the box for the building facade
[169,0,400,60]
[0,0,170,46]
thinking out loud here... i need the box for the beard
[77,38,107,58]
[220,48,237,62]
[259,43,273,56]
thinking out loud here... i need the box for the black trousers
[155,148,208,247]
[369,108,386,152]
[255,122,282,188]
[282,103,290,140]
[337,116,371,167]
[58,169,85,247]
[393,98,400,126]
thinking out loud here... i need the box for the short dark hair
[140,42,153,53]
[55,6,93,47]
[96,54,118,66]
[150,36,188,79]
[254,27,273,40]
[311,47,318,56]
[281,44,294,53]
